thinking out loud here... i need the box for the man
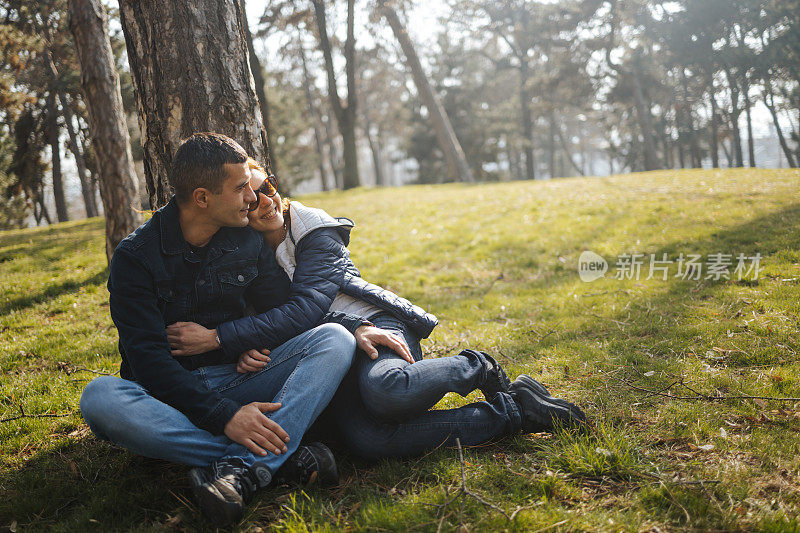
[80,133,400,526]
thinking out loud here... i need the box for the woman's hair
[247,157,290,221]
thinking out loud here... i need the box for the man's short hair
[170,133,248,202]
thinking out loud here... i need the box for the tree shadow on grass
[530,202,800,401]
[0,219,105,263]
[0,438,203,530]
[0,267,109,316]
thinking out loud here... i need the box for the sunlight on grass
[1,168,799,530]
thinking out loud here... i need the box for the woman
[170,159,586,460]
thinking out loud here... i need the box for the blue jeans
[310,313,521,459]
[80,323,356,486]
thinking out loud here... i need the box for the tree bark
[117,0,269,208]
[241,0,277,175]
[313,0,360,189]
[60,92,99,217]
[69,0,143,261]
[379,2,473,182]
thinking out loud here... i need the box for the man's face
[204,162,257,228]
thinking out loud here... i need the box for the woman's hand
[166,321,219,356]
[354,325,414,364]
[237,348,272,373]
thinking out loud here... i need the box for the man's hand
[166,322,219,356]
[237,348,272,373]
[224,402,289,456]
[354,325,414,364]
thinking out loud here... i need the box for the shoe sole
[189,469,243,527]
[516,375,586,423]
[306,442,339,487]
[479,353,512,401]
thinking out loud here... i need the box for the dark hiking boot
[189,457,259,527]
[274,442,339,488]
[509,374,587,433]
[514,375,587,422]
[472,351,511,401]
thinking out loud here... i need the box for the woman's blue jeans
[79,323,356,486]
[311,313,522,459]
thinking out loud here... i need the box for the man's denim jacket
[108,198,367,436]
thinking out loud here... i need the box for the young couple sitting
[80,132,586,526]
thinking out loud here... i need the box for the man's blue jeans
[310,313,522,459]
[80,323,355,486]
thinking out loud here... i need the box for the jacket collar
[158,196,239,257]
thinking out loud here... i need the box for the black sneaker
[509,374,586,433]
[469,351,511,401]
[189,457,259,527]
[514,375,587,422]
[273,442,339,488]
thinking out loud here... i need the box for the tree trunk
[629,63,660,171]
[312,0,360,189]
[69,0,143,261]
[299,43,331,192]
[324,110,343,189]
[555,125,584,176]
[709,86,720,168]
[741,75,756,167]
[723,66,744,167]
[45,89,69,222]
[36,181,53,225]
[548,110,556,179]
[117,0,269,208]
[764,80,798,168]
[379,2,473,182]
[77,132,101,211]
[60,92,99,217]
[241,0,277,175]
[519,61,536,180]
[722,137,733,167]
[363,115,386,186]
[679,68,701,168]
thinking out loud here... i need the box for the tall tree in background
[600,1,663,171]
[242,0,278,174]
[378,0,473,182]
[59,92,98,217]
[118,0,270,208]
[312,0,360,189]
[68,0,142,261]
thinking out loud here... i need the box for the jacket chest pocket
[217,265,258,300]
[156,280,190,323]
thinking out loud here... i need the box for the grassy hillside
[1,168,799,531]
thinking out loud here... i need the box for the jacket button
[237,274,245,282]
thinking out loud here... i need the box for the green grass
[1,168,799,531]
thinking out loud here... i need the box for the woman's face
[246,168,284,234]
